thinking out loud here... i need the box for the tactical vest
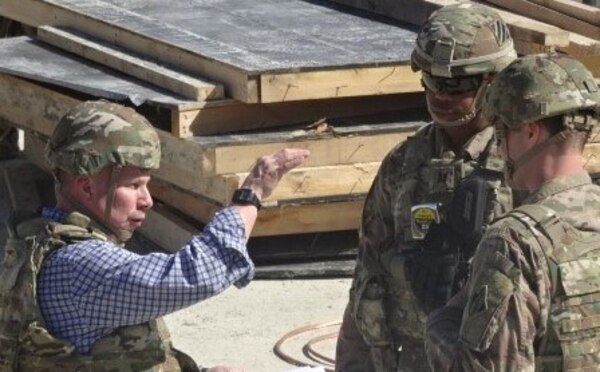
[0,211,196,372]
[387,125,511,337]
[509,204,600,372]
[354,125,513,350]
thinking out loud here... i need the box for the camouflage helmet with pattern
[46,100,161,176]
[484,53,600,178]
[411,3,517,127]
[484,52,600,132]
[411,3,516,78]
[46,100,160,243]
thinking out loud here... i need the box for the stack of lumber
[328,0,600,76]
[1,0,600,260]
[0,0,430,256]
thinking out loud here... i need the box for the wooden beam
[205,130,413,176]
[37,25,224,101]
[482,0,600,40]
[163,162,378,206]
[139,204,198,253]
[149,178,364,237]
[171,92,425,138]
[260,65,420,103]
[527,0,600,27]
[328,0,570,47]
[559,33,600,77]
[0,73,78,137]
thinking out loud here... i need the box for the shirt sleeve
[38,207,254,329]
[425,222,552,371]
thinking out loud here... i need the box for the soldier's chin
[431,110,461,123]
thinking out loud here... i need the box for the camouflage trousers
[335,305,431,372]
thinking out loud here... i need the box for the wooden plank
[260,65,420,102]
[482,0,600,40]
[0,37,204,111]
[560,33,600,77]
[235,162,378,204]
[254,259,355,279]
[248,230,358,263]
[0,0,421,103]
[166,162,378,206]
[1,0,256,102]
[172,92,425,138]
[527,0,600,27]
[37,26,223,101]
[148,178,364,237]
[0,73,78,137]
[21,130,51,171]
[139,204,198,253]
[206,131,412,175]
[327,0,570,47]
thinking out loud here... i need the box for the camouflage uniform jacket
[425,172,600,371]
[336,124,513,372]
[0,211,190,372]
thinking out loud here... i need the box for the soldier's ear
[74,175,93,200]
[525,121,544,143]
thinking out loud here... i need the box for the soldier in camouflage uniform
[335,4,517,371]
[0,100,309,371]
[425,53,600,371]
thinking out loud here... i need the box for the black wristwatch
[231,188,262,210]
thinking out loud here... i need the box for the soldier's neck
[523,153,586,192]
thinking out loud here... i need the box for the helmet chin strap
[431,80,488,128]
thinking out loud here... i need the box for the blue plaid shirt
[37,207,254,354]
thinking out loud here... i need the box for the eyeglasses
[421,72,482,95]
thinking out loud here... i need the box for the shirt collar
[524,172,592,204]
[41,207,68,222]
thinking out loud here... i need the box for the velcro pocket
[559,258,600,297]
[459,251,517,351]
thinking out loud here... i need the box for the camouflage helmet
[484,53,600,131]
[46,100,161,176]
[411,3,516,78]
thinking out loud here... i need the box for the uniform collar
[524,172,592,204]
[433,125,495,161]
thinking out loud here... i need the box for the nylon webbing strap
[509,204,564,297]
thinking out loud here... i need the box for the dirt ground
[0,155,353,372]
[164,278,351,371]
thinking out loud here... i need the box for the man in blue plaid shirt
[0,100,309,371]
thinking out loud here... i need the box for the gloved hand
[407,250,459,314]
[406,223,461,314]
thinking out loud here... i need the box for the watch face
[237,188,253,200]
[232,188,261,209]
